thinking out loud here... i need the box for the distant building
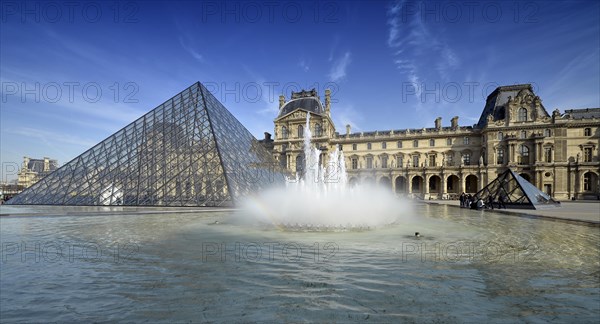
[0,183,25,202]
[17,156,58,188]
[272,84,600,200]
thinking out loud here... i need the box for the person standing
[498,195,506,209]
[487,195,494,210]
[459,192,465,207]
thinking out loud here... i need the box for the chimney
[346,124,351,135]
[279,94,286,109]
[451,116,459,129]
[435,117,442,130]
[44,157,50,172]
[23,156,30,169]
[264,132,272,141]
[325,89,331,116]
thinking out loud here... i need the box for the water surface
[1,204,598,322]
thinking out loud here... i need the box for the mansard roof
[26,159,58,174]
[277,89,324,118]
[563,108,600,119]
[476,84,549,128]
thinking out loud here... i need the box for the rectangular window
[381,156,388,168]
[382,142,387,149]
[447,138,452,146]
[412,155,419,167]
[397,156,403,168]
[584,128,591,136]
[429,155,436,167]
[544,148,552,163]
[429,139,435,147]
[367,143,372,150]
[584,148,592,162]
[584,176,591,191]
[352,143,357,150]
[366,157,373,169]
[497,132,503,140]
[463,137,470,145]
[446,154,454,166]
[352,158,358,169]
[497,149,504,164]
[462,153,471,165]
[397,141,402,148]
[413,140,419,148]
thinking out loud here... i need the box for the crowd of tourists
[459,192,507,210]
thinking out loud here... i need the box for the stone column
[510,144,515,163]
[441,173,447,195]
[408,175,413,194]
[424,175,430,195]
[459,173,465,193]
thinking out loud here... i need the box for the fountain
[237,114,412,230]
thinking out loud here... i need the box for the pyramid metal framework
[474,169,560,209]
[8,82,285,207]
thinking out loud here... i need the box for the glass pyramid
[474,169,560,209]
[8,82,285,207]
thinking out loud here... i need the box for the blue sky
[1,0,599,181]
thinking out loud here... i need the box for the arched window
[297,125,303,138]
[314,123,322,137]
[281,126,288,139]
[519,145,529,164]
[296,155,304,174]
[518,108,528,121]
[583,172,597,191]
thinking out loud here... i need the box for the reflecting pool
[1,204,598,322]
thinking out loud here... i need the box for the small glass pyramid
[474,169,560,209]
[8,82,285,206]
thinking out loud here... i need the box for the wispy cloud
[436,46,460,79]
[298,59,310,72]
[333,103,363,132]
[386,1,460,83]
[329,51,352,82]
[7,127,97,148]
[178,36,204,63]
[328,35,340,62]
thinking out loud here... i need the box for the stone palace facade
[270,84,600,200]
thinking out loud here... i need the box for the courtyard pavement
[425,199,600,226]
